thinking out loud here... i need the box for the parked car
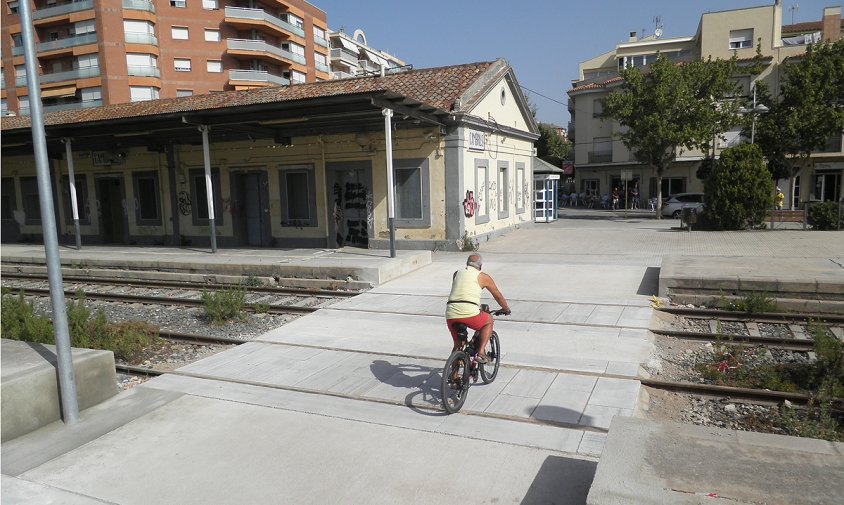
[662,192,705,218]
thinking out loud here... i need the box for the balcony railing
[12,46,24,56]
[38,32,97,52]
[37,66,100,85]
[357,59,379,73]
[315,61,328,73]
[314,35,328,48]
[332,70,354,80]
[33,0,94,20]
[19,98,102,116]
[330,48,359,66]
[229,69,289,86]
[224,7,305,38]
[227,39,305,65]
[124,32,158,45]
[127,65,160,77]
[122,0,155,12]
[588,152,613,164]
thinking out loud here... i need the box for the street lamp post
[739,85,769,144]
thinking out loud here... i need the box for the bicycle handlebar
[480,304,510,316]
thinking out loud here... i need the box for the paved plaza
[2,209,843,504]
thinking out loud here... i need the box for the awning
[336,36,359,53]
[41,86,77,98]
[364,49,388,67]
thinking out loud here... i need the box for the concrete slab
[587,417,844,505]
[1,339,118,442]
[2,475,112,505]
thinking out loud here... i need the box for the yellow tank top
[445,267,481,319]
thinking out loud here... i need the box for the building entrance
[326,161,372,248]
[95,176,127,244]
[231,170,271,246]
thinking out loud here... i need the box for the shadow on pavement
[520,455,597,505]
[637,266,660,296]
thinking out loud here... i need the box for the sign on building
[467,129,486,152]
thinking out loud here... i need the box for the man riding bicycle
[445,253,510,363]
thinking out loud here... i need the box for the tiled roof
[568,75,624,94]
[782,19,844,34]
[1,60,499,131]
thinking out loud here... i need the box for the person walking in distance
[775,187,785,210]
[445,254,510,363]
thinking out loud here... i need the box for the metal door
[95,176,127,244]
[326,161,373,248]
[232,171,270,246]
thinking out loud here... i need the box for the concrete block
[1,339,118,442]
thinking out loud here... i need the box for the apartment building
[1,0,330,116]
[567,1,843,208]
[328,28,405,79]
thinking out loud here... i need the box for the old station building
[1,59,539,250]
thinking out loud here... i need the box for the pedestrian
[631,183,640,210]
[611,187,619,210]
[775,187,784,210]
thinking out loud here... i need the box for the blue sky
[316,0,835,127]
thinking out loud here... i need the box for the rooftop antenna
[653,15,663,39]
[789,4,799,24]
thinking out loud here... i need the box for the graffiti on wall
[178,191,192,216]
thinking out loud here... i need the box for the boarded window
[279,165,316,226]
[133,172,161,224]
[61,174,90,225]
[20,177,41,224]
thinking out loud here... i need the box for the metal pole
[20,0,79,424]
[199,125,217,253]
[383,108,396,258]
[63,139,81,249]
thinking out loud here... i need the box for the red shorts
[446,311,492,344]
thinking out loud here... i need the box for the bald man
[445,253,510,362]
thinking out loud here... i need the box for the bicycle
[441,304,507,414]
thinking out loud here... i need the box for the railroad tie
[830,326,844,344]
[789,324,809,340]
[744,322,762,337]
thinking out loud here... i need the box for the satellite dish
[654,28,663,39]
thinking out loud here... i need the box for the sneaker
[476,354,490,364]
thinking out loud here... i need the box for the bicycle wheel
[480,331,500,384]
[441,351,470,414]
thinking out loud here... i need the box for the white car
[661,193,705,218]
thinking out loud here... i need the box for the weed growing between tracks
[201,288,247,325]
[718,290,778,313]
[1,289,165,361]
[695,322,843,441]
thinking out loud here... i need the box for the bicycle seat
[451,322,469,340]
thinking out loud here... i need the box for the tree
[754,39,844,181]
[704,143,773,230]
[602,54,740,217]
[536,122,571,163]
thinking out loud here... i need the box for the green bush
[807,202,843,230]
[0,290,161,361]
[201,288,247,325]
[704,144,773,230]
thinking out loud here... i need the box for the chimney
[822,6,842,42]
[629,31,638,42]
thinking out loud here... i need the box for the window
[170,0,185,7]
[206,60,222,73]
[20,177,41,225]
[61,175,90,225]
[287,42,305,57]
[201,0,217,9]
[592,99,603,118]
[497,161,509,219]
[290,70,305,84]
[314,52,327,66]
[474,159,489,224]
[651,177,685,197]
[190,169,222,224]
[174,58,191,71]
[279,165,316,226]
[74,19,95,35]
[176,89,193,97]
[77,54,98,69]
[171,26,188,40]
[126,53,157,76]
[286,13,303,29]
[11,33,22,48]
[8,1,18,14]
[2,178,16,220]
[394,158,430,227]
[729,29,753,49]
[14,64,25,78]
[313,26,326,40]
[0,99,7,116]
[124,20,155,43]
[515,163,526,214]
[590,136,612,163]
[81,87,102,103]
[204,29,220,42]
[133,172,161,225]
[129,86,159,102]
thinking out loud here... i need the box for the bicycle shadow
[519,455,597,505]
[368,359,446,416]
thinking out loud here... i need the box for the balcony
[229,69,289,86]
[37,33,97,52]
[19,98,102,116]
[588,152,612,164]
[314,35,328,48]
[330,47,358,66]
[315,61,328,73]
[224,7,305,38]
[33,0,94,20]
[127,65,160,77]
[332,70,354,80]
[357,59,379,74]
[16,66,100,86]
[125,32,158,45]
[227,39,305,65]
[122,0,155,12]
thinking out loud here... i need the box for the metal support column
[199,125,217,253]
[20,0,79,424]
[62,138,81,249]
[383,108,396,258]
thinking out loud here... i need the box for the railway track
[657,306,844,325]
